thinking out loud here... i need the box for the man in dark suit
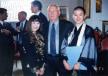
[16,11,28,76]
[16,11,28,55]
[44,4,74,76]
[16,11,28,30]
[0,8,17,76]
[31,0,48,37]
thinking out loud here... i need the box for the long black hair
[27,15,43,34]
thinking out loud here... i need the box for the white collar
[68,22,86,46]
[77,23,86,46]
[50,19,59,27]
[76,22,85,30]
[54,19,59,26]
[35,11,41,15]
[0,20,3,25]
[21,20,26,24]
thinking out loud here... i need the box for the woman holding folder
[62,6,97,76]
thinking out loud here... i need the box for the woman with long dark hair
[22,15,45,76]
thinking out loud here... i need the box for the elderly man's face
[48,6,60,22]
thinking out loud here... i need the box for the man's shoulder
[39,12,47,18]
[86,25,94,33]
[16,22,20,24]
[4,22,12,27]
[39,12,48,22]
[16,22,20,26]
[59,20,74,29]
[60,20,73,25]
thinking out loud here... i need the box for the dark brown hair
[27,15,42,34]
[0,8,7,15]
[73,6,86,15]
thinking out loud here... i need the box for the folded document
[65,46,83,69]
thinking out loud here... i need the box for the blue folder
[65,46,83,70]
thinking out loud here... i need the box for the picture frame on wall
[96,0,102,13]
[83,0,91,18]
[102,21,108,35]
[59,6,69,20]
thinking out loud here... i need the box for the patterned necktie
[20,22,23,31]
[50,23,56,56]
[18,22,23,44]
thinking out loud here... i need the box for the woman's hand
[63,59,71,70]
[35,69,40,75]
[35,63,45,76]
[39,67,45,76]
[73,62,80,71]
[36,67,45,76]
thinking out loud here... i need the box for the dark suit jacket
[16,20,28,54]
[21,32,45,69]
[45,20,74,54]
[0,22,17,51]
[16,20,28,41]
[0,22,17,73]
[35,12,48,37]
[16,20,28,32]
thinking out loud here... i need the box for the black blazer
[21,32,45,68]
[45,20,74,54]
[0,22,17,48]
[38,12,48,25]
[16,20,28,54]
[16,20,28,32]
[0,22,17,68]
[36,12,48,37]
[16,20,28,42]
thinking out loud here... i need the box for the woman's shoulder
[86,25,94,31]
[85,25,94,38]
[36,33,44,41]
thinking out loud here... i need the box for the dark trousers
[0,53,14,76]
[21,56,35,76]
[44,55,70,76]
[17,44,36,76]
[72,70,96,76]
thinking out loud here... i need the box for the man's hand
[14,52,20,57]
[1,29,11,35]
[16,27,20,32]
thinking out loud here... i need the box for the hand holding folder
[65,46,83,70]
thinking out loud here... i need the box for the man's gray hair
[31,0,42,10]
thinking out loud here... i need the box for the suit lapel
[0,23,2,27]
[59,20,64,51]
[23,20,27,31]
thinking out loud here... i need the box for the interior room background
[0,0,108,32]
